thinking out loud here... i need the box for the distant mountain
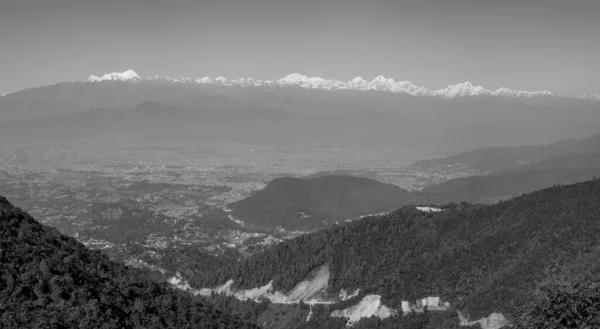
[409,131,600,173]
[0,101,306,146]
[581,93,600,101]
[228,175,414,232]
[508,152,600,172]
[420,168,600,204]
[0,196,257,329]
[2,70,599,154]
[417,152,600,204]
[86,70,560,98]
[198,178,600,328]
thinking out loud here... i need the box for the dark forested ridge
[0,196,258,329]
[199,178,600,323]
[229,175,414,231]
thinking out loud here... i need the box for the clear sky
[1,0,599,96]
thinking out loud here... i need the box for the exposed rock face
[183,264,335,304]
[331,295,396,326]
[458,311,510,329]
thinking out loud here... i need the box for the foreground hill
[420,167,600,204]
[0,196,257,329]
[197,179,600,328]
[409,132,600,173]
[228,175,414,231]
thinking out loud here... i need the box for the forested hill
[0,196,258,329]
[229,175,414,231]
[200,178,600,321]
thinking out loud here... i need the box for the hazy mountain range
[1,70,599,154]
[409,129,600,203]
[84,70,562,98]
[409,131,600,173]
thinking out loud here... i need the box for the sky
[1,0,599,96]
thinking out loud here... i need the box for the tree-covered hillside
[229,175,414,231]
[200,178,600,322]
[0,196,258,329]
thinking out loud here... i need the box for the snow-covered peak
[195,76,213,84]
[278,73,310,84]
[351,76,367,84]
[367,75,396,92]
[348,77,368,90]
[581,93,600,101]
[87,69,140,82]
[495,87,555,98]
[84,70,566,98]
[433,82,492,97]
[147,75,181,83]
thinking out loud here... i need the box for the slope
[0,196,257,329]
[420,167,600,204]
[228,175,414,231]
[508,152,600,172]
[409,132,600,173]
[199,178,600,325]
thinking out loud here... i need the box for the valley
[0,139,451,283]
[3,1,600,327]
[0,70,599,329]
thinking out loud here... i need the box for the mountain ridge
[84,70,566,99]
[409,131,600,173]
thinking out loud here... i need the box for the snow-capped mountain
[581,94,600,101]
[87,69,141,82]
[85,70,562,98]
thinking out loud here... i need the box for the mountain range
[83,70,565,99]
[409,131,600,173]
[409,129,600,203]
[2,84,600,155]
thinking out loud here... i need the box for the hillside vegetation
[200,179,600,324]
[0,196,257,329]
[229,175,414,231]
